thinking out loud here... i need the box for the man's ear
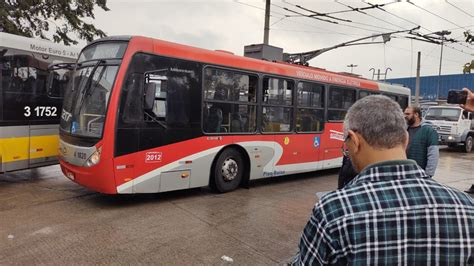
[348,130,360,153]
[414,112,420,120]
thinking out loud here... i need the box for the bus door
[260,77,296,176]
[294,81,326,171]
[115,63,198,193]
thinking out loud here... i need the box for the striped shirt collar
[347,159,429,187]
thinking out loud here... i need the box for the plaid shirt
[293,160,474,265]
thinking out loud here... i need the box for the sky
[87,0,473,80]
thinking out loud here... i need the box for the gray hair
[344,95,407,149]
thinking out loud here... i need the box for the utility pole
[415,51,421,106]
[263,0,270,45]
[347,64,358,74]
[435,30,451,100]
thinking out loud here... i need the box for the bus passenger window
[328,86,356,121]
[203,67,258,134]
[204,104,224,133]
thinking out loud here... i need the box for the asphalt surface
[1,147,473,264]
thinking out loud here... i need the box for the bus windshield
[60,42,127,138]
[424,108,460,122]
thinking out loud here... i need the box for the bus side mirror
[144,82,156,111]
[46,72,60,97]
[47,72,54,90]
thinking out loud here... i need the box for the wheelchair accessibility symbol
[313,136,320,148]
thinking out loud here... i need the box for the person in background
[460,87,474,112]
[337,151,358,189]
[404,106,439,177]
[292,95,474,265]
[459,87,474,194]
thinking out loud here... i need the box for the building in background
[387,73,474,100]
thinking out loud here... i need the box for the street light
[347,64,358,74]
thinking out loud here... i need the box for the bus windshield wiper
[82,60,104,96]
[86,65,106,96]
[77,60,104,106]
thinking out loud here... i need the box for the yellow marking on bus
[0,137,29,163]
[29,135,59,159]
[0,135,59,163]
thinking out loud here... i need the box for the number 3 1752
[24,106,58,117]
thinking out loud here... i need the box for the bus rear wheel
[212,148,243,193]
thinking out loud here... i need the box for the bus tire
[464,135,473,153]
[212,148,243,193]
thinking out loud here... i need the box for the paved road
[1,147,473,264]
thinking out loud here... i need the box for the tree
[0,0,109,45]
[463,60,473,74]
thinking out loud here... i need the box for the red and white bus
[58,36,410,194]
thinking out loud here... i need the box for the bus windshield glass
[424,108,460,122]
[60,63,118,138]
[60,42,127,138]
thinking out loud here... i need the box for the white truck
[424,106,474,153]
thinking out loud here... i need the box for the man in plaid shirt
[293,95,474,265]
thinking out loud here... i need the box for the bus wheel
[464,135,473,153]
[212,148,243,193]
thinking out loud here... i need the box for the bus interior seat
[301,116,314,131]
[230,113,243,132]
[206,107,223,133]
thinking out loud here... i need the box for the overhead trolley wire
[334,0,407,30]
[234,0,364,37]
[407,0,468,30]
[445,0,473,18]
[272,2,396,33]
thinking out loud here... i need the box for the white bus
[0,32,80,172]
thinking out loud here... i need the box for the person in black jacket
[338,149,358,189]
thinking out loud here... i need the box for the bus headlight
[85,147,102,167]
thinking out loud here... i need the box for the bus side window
[359,91,370,99]
[203,67,257,134]
[328,86,356,121]
[121,73,143,123]
[398,96,409,110]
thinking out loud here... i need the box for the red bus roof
[126,36,379,90]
